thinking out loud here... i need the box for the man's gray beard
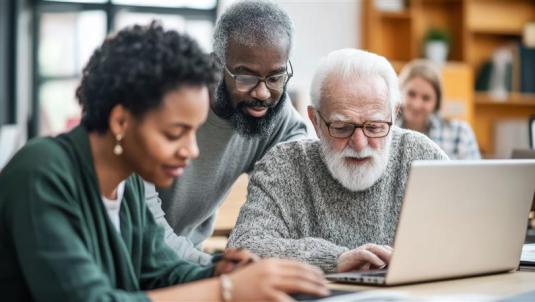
[319,133,392,192]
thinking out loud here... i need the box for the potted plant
[424,27,451,64]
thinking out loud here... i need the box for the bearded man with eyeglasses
[227,49,448,273]
[143,0,310,268]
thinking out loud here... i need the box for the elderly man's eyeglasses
[316,110,392,139]
[224,61,293,93]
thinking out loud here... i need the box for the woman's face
[401,76,438,126]
[122,85,209,187]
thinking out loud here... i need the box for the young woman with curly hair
[0,22,328,302]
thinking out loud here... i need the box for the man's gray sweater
[145,98,309,265]
[227,127,448,272]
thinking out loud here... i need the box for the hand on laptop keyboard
[337,244,393,272]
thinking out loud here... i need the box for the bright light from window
[114,11,186,32]
[39,13,77,76]
[112,0,216,9]
[77,12,107,72]
[39,11,106,77]
[185,20,213,52]
[36,0,216,136]
[44,0,107,3]
[39,79,81,135]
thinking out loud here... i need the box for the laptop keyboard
[359,270,387,277]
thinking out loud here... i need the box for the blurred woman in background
[0,22,328,302]
[398,60,480,159]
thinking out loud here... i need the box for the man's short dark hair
[76,21,220,133]
[213,0,294,62]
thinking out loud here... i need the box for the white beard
[319,134,392,192]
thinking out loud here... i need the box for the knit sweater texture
[227,127,448,272]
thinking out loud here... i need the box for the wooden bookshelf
[362,0,535,157]
[363,0,535,75]
[475,93,535,107]
[465,0,535,39]
[474,93,535,156]
[378,10,411,19]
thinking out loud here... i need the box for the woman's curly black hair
[76,21,220,133]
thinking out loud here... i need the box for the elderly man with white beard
[227,49,448,273]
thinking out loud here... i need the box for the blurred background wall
[1,0,535,171]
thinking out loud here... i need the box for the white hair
[213,0,294,62]
[310,48,400,119]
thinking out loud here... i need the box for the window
[32,0,218,136]
[0,0,17,126]
[112,0,217,9]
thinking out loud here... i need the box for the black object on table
[291,289,358,301]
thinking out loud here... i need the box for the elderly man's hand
[336,244,393,273]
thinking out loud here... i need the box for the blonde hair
[398,59,442,112]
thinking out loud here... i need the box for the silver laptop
[511,149,535,159]
[326,160,535,286]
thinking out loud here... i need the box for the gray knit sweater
[227,127,448,272]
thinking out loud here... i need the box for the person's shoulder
[394,126,430,146]
[436,116,472,132]
[449,119,474,133]
[439,118,478,145]
[0,136,76,212]
[1,136,71,177]
[255,139,320,170]
[267,139,318,158]
[393,126,448,160]
[249,139,320,190]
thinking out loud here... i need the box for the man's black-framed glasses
[224,61,293,92]
[316,110,392,139]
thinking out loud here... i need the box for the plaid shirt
[397,114,481,160]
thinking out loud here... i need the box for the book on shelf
[520,45,535,93]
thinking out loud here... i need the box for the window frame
[0,0,17,126]
[29,0,218,137]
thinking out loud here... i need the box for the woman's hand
[213,248,260,276]
[228,258,329,302]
